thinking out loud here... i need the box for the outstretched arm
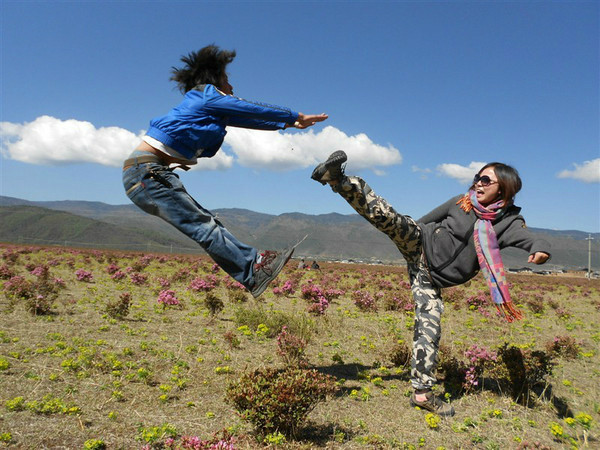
[498,218,551,264]
[229,112,329,131]
[285,113,329,129]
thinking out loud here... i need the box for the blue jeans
[122,151,257,288]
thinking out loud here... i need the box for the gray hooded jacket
[417,195,551,289]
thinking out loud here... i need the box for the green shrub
[137,423,178,444]
[83,439,106,450]
[226,366,339,438]
[0,356,10,371]
[276,326,307,367]
[5,396,25,412]
[232,306,313,340]
[204,292,224,316]
[493,343,556,404]
[389,339,412,368]
[3,271,60,315]
[105,292,131,319]
[227,288,248,303]
[545,335,581,359]
[26,394,81,415]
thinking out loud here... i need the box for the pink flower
[224,278,245,290]
[129,272,148,285]
[75,269,93,282]
[281,280,296,296]
[157,289,180,307]
[30,265,49,277]
[111,271,126,281]
[272,286,283,296]
[188,276,218,292]
[352,290,377,312]
[106,263,120,274]
[307,296,329,315]
[157,277,171,288]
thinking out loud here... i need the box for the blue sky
[1,1,598,233]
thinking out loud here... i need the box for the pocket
[428,226,467,271]
[123,168,146,199]
[124,172,160,216]
[125,180,144,197]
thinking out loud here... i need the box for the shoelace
[254,251,278,275]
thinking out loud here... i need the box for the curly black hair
[170,44,236,93]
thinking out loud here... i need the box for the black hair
[170,44,236,94]
[475,162,522,205]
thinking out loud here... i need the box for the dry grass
[0,244,598,449]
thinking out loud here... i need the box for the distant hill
[0,195,598,270]
[0,205,194,252]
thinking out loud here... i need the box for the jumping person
[311,150,550,416]
[123,45,328,298]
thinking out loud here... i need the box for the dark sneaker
[410,391,455,417]
[250,248,295,298]
[311,150,347,185]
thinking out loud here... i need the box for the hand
[528,252,549,264]
[292,112,328,129]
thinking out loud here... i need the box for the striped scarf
[457,191,523,322]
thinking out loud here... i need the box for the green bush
[204,292,224,316]
[493,343,556,404]
[226,366,339,438]
[105,292,131,319]
[137,423,178,445]
[83,439,106,450]
[3,274,58,315]
[232,305,313,340]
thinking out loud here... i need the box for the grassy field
[0,244,598,449]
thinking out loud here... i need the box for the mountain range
[0,195,598,271]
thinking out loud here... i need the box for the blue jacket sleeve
[203,88,299,125]
[226,116,288,130]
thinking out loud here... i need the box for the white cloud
[0,116,144,167]
[192,151,235,171]
[557,159,600,183]
[0,117,401,173]
[223,125,401,171]
[411,165,432,180]
[436,161,487,184]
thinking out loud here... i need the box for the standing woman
[311,151,550,416]
[123,45,328,297]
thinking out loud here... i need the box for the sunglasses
[473,174,498,187]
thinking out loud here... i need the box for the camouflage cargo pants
[333,176,443,390]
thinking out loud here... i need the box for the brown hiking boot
[410,391,455,417]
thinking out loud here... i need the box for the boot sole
[409,398,455,417]
[311,151,348,185]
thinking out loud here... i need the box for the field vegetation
[0,244,598,449]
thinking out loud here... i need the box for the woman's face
[475,166,502,207]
